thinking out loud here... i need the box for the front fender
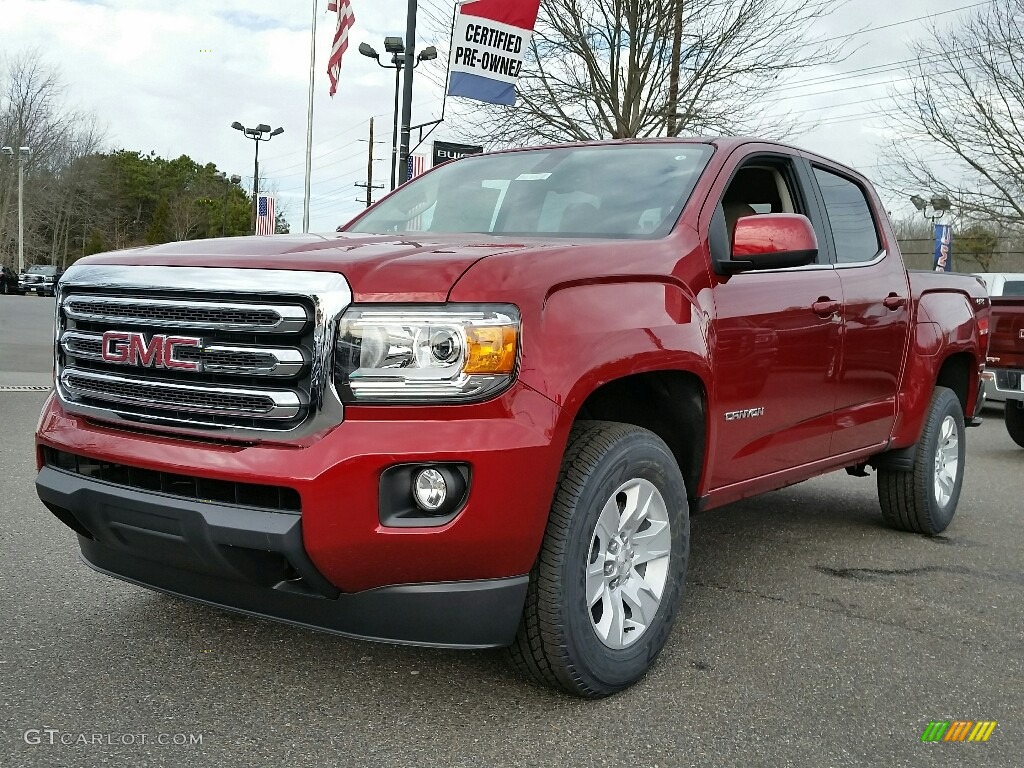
[518,278,713,417]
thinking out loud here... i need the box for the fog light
[413,468,447,511]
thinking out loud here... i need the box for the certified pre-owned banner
[448,0,541,106]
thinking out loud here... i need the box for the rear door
[806,162,912,456]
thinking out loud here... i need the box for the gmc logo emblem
[101,331,201,371]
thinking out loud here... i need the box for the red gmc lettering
[163,337,201,370]
[100,331,200,371]
[129,334,163,367]
[101,331,132,363]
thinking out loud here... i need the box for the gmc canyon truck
[35,139,989,697]
[985,291,1024,446]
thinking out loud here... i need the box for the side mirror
[726,213,819,273]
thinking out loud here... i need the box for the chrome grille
[62,369,300,419]
[65,296,308,333]
[61,331,305,377]
[55,265,352,437]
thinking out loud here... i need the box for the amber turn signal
[464,326,518,374]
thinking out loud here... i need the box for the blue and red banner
[933,223,953,272]
[448,0,541,106]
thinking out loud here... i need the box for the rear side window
[813,168,880,264]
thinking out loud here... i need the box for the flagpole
[303,0,318,233]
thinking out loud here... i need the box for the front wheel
[877,386,965,535]
[1005,403,1024,449]
[507,421,690,697]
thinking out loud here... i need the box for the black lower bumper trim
[37,467,528,649]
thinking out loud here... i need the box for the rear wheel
[1005,402,1024,449]
[507,421,689,697]
[877,386,965,535]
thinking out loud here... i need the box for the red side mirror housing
[730,213,819,271]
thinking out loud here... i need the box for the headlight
[334,305,520,403]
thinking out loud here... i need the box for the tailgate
[989,297,1024,369]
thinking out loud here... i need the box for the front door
[706,157,844,489]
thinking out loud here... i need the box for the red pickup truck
[35,138,989,697]
[985,293,1024,446]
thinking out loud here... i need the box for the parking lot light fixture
[364,36,435,191]
[230,123,284,234]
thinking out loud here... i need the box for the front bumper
[37,466,527,647]
[35,383,567,647]
[19,280,54,294]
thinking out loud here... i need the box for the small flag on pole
[327,0,356,97]
[407,154,427,181]
[256,195,276,236]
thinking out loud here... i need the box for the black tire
[507,421,690,697]
[1005,403,1024,449]
[877,386,965,535]
[0,283,7,295]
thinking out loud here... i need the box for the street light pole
[359,39,436,191]
[253,139,261,233]
[231,122,284,235]
[391,61,402,190]
[2,146,31,273]
[399,0,418,185]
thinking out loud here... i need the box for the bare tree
[435,0,846,148]
[883,0,1024,232]
[0,49,107,266]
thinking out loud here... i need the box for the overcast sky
[1,0,987,232]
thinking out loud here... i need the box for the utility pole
[355,118,384,208]
[667,1,684,136]
[2,146,31,273]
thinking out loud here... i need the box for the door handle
[812,298,841,318]
[883,293,907,311]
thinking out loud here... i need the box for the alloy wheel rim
[933,415,959,508]
[586,478,672,650]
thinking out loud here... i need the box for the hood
[77,233,534,302]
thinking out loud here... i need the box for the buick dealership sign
[432,141,484,167]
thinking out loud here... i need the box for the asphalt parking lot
[1,293,1021,767]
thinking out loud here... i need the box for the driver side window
[717,160,823,263]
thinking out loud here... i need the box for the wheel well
[575,371,706,500]
[936,352,972,413]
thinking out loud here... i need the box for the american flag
[407,154,427,181]
[327,0,355,97]
[256,195,276,236]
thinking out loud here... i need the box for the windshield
[347,144,714,240]
[26,265,57,275]
[1003,281,1024,296]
